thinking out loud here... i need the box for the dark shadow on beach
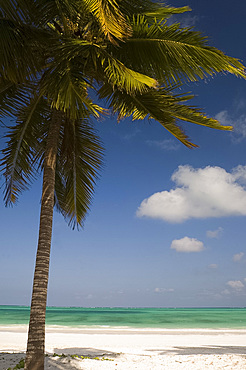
[0,348,120,370]
[146,346,246,356]
[52,346,120,358]
[46,347,120,370]
[0,352,25,370]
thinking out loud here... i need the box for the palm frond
[102,51,158,93]
[55,117,103,228]
[144,5,191,20]
[0,19,51,83]
[107,0,154,17]
[98,84,232,147]
[113,17,246,85]
[36,0,76,21]
[0,0,34,23]
[1,95,49,205]
[52,38,157,93]
[39,56,104,119]
[0,79,30,118]
[112,1,189,19]
[82,0,132,42]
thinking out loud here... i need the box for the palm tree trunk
[24,111,61,370]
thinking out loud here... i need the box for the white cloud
[215,110,246,141]
[154,287,174,293]
[170,237,204,253]
[169,14,199,28]
[206,227,223,239]
[215,110,232,126]
[233,252,244,262]
[227,280,244,291]
[232,165,246,184]
[85,294,93,300]
[208,264,218,269]
[146,139,179,151]
[233,116,246,141]
[123,128,141,141]
[234,99,246,111]
[181,15,199,28]
[137,165,246,223]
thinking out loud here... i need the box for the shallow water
[0,306,245,329]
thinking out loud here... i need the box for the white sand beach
[1,326,246,369]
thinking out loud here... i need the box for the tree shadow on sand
[146,346,246,356]
[47,348,120,370]
[0,352,25,369]
[52,347,120,358]
[0,348,120,369]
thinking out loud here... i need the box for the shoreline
[1,325,246,369]
[1,323,246,332]
[1,324,246,334]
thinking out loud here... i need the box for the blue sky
[1,0,246,308]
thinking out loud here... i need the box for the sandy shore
[1,325,246,369]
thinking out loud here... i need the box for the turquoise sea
[0,306,245,329]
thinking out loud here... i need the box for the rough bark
[24,111,61,370]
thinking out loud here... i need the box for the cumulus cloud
[170,237,204,253]
[137,165,246,223]
[146,139,179,151]
[227,280,244,291]
[208,264,218,269]
[206,227,223,239]
[233,252,244,262]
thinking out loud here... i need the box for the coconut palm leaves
[1,95,48,205]
[2,100,103,224]
[1,0,246,220]
[55,118,103,228]
[0,19,48,83]
[83,0,132,42]
[98,83,232,148]
[114,16,246,85]
[79,0,190,42]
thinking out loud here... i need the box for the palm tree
[0,1,245,369]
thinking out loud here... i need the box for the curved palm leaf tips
[0,0,245,369]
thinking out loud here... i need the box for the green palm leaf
[102,51,157,92]
[1,95,49,205]
[53,38,157,94]
[114,17,246,85]
[0,18,50,83]
[0,80,30,118]
[40,57,104,119]
[82,0,132,42]
[98,84,232,148]
[34,0,82,32]
[0,0,34,22]
[144,5,191,20]
[55,118,103,228]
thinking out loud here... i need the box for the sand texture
[1,326,246,369]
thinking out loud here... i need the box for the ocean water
[0,306,245,329]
